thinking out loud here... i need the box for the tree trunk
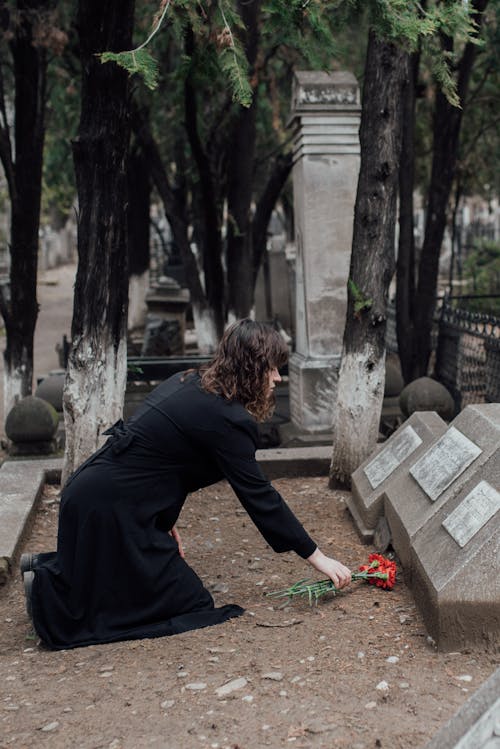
[411,0,489,377]
[396,50,418,384]
[251,152,293,288]
[131,102,220,353]
[63,0,135,482]
[127,147,150,331]
[329,31,406,489]
[0,0,49,421]
[184,28,225,336]
[226,0,260,321]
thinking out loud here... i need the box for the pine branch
[216,1,253,108]
[99,49,159,90]
[97,0,172,90]
[97,0,253,107]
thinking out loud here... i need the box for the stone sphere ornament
[384,358,404,397]
[5,395,59,455]
[399,377,455,421]
[34,370,65,412]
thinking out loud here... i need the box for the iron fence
[386,296,500,410]
[434,296,500,410]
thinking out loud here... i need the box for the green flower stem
[267,571,389,604]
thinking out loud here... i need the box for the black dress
[31,372,317,650]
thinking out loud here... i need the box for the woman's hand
[306,548,351,589]
[170,525,185,559]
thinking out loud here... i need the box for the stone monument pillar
[288,71,360,432]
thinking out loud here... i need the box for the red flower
[356,554,396,590]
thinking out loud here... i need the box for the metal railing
[386,296,500,410]
[435,296,500,409]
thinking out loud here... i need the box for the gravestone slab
[347,411,447,541]
[384,403,499,569]
[409,457,499,652]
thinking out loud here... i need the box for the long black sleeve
[201,413,317,559]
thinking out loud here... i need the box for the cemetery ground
[0,477,497,749]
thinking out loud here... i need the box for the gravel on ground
[0,476,497,749]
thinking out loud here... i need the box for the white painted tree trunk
[330,344,386,486]
[226,307,255,327]
[61,335,127,485]
[192,304,219,355]
[3,365,29,425]
[127,271,149,331]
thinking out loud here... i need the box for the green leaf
[98,49,160,91]
[348,278,373,315]
[127,363,144,375]
[214,1,254,108]
[217,43,253,108]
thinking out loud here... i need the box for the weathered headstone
[410,459,499,651]
[347,411,447,541]
[351,403,499,651]
[254,220,294,332]
[384,403,499,568]
[144,276,189,355]
[287,71,361,432]
[141,316,182,357]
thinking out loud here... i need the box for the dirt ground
[0,476,497,749]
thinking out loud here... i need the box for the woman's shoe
[20,553,40,578]
[23,570,34,620]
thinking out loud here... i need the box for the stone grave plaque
[347,411,447,542]
[442,480,500,548]
[364,425,422,490]
[409,426,482,502]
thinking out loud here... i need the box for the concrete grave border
[423,667,500,749]
[0,457,62,584]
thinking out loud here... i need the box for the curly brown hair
[200,319,288,421]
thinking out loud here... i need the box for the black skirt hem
[33,603,245,651]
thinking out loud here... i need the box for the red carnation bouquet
[357,553,396,590]
[267,553,396,606]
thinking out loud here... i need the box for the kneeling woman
[25,319,351,649]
